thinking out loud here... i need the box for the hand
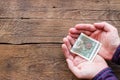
[69,22,120,60]
[62,35,108,79]
[68,24,96,39]
[92,22,120,60]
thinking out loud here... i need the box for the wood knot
[53,6,56,8]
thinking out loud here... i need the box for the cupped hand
[69,22,120,60]
[62,35,108,79]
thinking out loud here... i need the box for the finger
[69,28,92,36]
[66,59,80,77]
[75,24,96,32]
[69,33,79,39]
[63,37,71,50]
[69,28,80,34]
[67,35,76,46]
[62,44,73,60]
[94,22,116,32]
[90,30,102,39]
[66,36,77,57]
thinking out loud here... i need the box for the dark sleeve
[92,67,118,80]
[112,45,120,65]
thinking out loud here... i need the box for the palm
[63,47,107,79]
[91,30,120,60]
[70,55,95,79]
[62,35,108,79]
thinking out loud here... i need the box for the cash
[70,33,101,61]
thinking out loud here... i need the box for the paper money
[70,33,101,61]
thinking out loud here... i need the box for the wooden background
[0,0,120,80]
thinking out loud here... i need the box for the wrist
[109,43,120,60]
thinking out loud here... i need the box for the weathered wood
[0,0,120,80]
[110,0,120,4]
[0,0,110,11]
[0,0,120,20]
[0,44,79,80]
[0,19,119,44]
[0,44,119,80]
[0,9,113,20]
[0,0,119,20]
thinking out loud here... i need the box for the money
[70,33,101,61]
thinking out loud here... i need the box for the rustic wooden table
[0,0,120,80]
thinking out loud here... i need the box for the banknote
[70,33,101,61]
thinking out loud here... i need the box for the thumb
[94,22,115,32]
[90,30,102,38]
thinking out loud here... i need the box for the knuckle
[75,24,80,27]
[113,27,117,31]
[102,21,107,24]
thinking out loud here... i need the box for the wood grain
[0,0,120,20]
[0,44,79,80]
[0,44,119,80]
[0,0,120,80]
[0,19,119,44]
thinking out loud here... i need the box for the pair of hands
[62,22,120,79]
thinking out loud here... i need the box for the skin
[62,36,108,79]
[69,22,120,60]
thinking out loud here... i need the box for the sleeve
[92,67,118,80]
[112,45,120,65]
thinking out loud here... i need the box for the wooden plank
[109,4,120,10]
[110,0,120,4]
[0,0,111,20]
[0,0,116,20]
[0,0,120,21]
[2,9,120,21]
[0,19,119,44]
[0,9,111,20]
[0,44,79,80]
[0,44,119,80]
[0,0,109,10]
[0,0,119,80]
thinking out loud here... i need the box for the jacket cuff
[112,45,120,65]
[92,67,118,80]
